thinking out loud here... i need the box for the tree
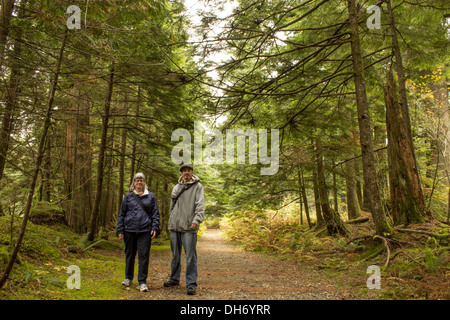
[0,28,67,288]
[346,0,392,235]
[383,0,428,225]
[384,69,427,224]
[88,63,115,242]
[316,138,348,236]
[344,157,361,220]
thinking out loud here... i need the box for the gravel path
[121,228,355,300]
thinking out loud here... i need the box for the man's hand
[191,223,199,229]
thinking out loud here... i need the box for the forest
[0,0,449,300]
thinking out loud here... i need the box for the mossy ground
[1,213,448,300]
[0,215,170,300]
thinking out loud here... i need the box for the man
[164,163,205,295]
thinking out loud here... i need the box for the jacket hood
[177,174,200,185]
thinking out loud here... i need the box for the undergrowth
[0,215,169,300]
[220,206,450,300]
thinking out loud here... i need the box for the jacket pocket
[185,214,195,231]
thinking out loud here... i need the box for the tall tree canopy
[0,0,449,287]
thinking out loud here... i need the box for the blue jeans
[169,231,198,289]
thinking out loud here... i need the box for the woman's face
[134,178,145,191]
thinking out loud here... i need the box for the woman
[117,172,160,292]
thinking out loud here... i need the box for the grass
[0,215,171,300]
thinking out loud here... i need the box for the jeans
[169,231,198,289]
[124,231,152,285]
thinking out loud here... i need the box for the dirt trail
[122,228,356,300]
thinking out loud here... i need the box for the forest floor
[120,228,356,300]
[0,215,448,301]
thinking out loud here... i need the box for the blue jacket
[117,190,160,234]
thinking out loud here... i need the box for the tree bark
[312,168,323,225]
[347,0,392,235]
[0,28,68,288]
[63,88,93,233]
[129,86,140,186]
[385,0,428,224]
[316,138,349,236]
[385,0,411,135]
[0,1,24,184]
[0,0,16,67]
[118,120,127,217]
[300,167,312,228]
[345,158,361,220]
[88,62,115,241]
[384,70,427,224]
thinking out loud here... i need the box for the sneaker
[138,283,148,292]
[187,287,196,295]
[121,279,132,286]
[164,280,180,287]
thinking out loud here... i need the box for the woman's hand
[118,233,123,240]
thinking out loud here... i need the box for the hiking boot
[138,283,148,292]
[121,279,132,286]
[187,287,196,295]
[164,280,180,287]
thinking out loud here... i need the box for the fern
[424,248,448,273]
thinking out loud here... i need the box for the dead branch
[390,250,427,268]
[374,235,391,268]
[346,217,369,224]
[395,228,449,240]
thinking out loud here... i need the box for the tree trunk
[384,69,427,224]
[300,168,312,228]
[88,62,115,241]
[385,0,412,136]
[297,166,304,224]
[118,122,127,215]
[118,90,129,216]
[345,158,361,220]
[0,1,24,184]
[41,136,51,202]
[385,0,428,224]
[312,168,323,225]
[0,0,16,67]
[0,28,67,288]
[316,138,348,236]
[101,116,116,229]
[129,86,140,186]
[332,159,338,212]
[63,88,93,233]
[347,0,392,235]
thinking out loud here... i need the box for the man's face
[182,168,193,181]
